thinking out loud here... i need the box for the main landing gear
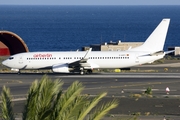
[80,71,84,75]
[80,68,92,75]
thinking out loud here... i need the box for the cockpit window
[8,57,14,60]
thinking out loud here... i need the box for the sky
[1,0,180,5]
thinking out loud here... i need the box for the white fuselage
[2,51,164,70]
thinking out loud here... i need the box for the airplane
[2,19,172,75]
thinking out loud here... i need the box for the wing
[69,48,92,70]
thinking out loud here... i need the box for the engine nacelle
[11,68,19,72]
[52,63,70,73]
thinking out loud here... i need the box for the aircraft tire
[87,69,92,74]
[80,71,84,75]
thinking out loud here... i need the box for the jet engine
[52,63,70,73]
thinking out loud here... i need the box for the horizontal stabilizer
[164,50,175,55]
[150,51,164,56]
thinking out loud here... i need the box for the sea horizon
[0,5,180,51]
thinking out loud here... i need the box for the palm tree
[0,75,118,120]
[1,86,15,120]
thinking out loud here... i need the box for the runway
[0,72,180,118]
[0,72,180,95]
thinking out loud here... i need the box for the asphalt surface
[1,49,180,120]
[0,72,180,120]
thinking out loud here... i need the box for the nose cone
[2,60,8,67]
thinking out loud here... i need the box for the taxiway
[0,72,180,119]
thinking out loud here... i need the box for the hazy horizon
[1,0,180,5]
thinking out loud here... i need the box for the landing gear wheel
[80,71,84,75]
[80,67,84,75]
[87,69,92,74]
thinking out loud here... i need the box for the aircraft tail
[128,19,170,52]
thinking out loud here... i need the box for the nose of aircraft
[2,60,8,67]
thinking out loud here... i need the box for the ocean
[0,5,180,51]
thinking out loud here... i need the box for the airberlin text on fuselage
[33,53,52,58]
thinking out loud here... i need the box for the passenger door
[19,56,23,64]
